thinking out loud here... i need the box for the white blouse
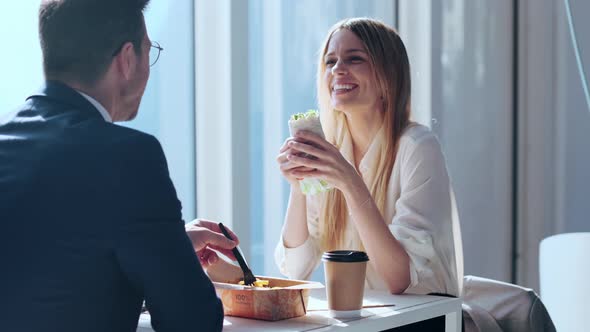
[274,123,463,296]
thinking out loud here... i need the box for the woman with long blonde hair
[275,17,462,296]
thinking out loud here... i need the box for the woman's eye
[325,59,336,66]
[349,57,364,63]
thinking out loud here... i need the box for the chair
[462,275,555,332]
[540,232,590,332]
[452,190,553,331]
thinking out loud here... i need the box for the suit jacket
[0,81,224,332]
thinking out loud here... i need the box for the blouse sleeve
[274,195,323,280]
[389,133,459,295]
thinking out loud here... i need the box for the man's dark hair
[39,0,150,85]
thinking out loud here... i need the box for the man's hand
[185,219,238,268]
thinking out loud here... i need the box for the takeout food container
[206,260,324,321]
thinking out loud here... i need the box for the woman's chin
[331,100,348,111]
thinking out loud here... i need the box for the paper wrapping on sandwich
[288,110,332,195]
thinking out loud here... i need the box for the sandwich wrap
[288,110,332,195]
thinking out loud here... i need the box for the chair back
[462,276,555,332]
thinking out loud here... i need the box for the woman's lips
[332,83,358,95]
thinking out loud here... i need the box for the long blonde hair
[317,18,411,251]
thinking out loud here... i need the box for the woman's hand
[276,137,316,189]
[185,219,238,268]
[285,131,360,191]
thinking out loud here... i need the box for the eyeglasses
[112,41,163,67]
[149,41,163,67]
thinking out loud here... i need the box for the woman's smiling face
[323,28,381,114]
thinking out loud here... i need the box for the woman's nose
[331,60,347,75]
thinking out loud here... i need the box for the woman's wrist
[342,175,372,212]
[290,182,304,195]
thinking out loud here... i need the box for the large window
[0,3,43,117]
[126,1,196,222]
[0,2,196,222]
[246,0,396,279]
[195,0,516,285]
[194,0,396,282]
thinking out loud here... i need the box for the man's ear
[114,42,137,81]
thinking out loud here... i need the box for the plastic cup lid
[322,250,369,263]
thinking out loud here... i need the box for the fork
[218,223,257,286]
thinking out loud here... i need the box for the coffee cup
[322,250,369,318]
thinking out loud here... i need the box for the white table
[137,289,462,331]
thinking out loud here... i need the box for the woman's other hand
[285,131,360,191]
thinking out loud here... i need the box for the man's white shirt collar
[76,90,113,123]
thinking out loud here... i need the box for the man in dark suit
[0,0,237,331]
